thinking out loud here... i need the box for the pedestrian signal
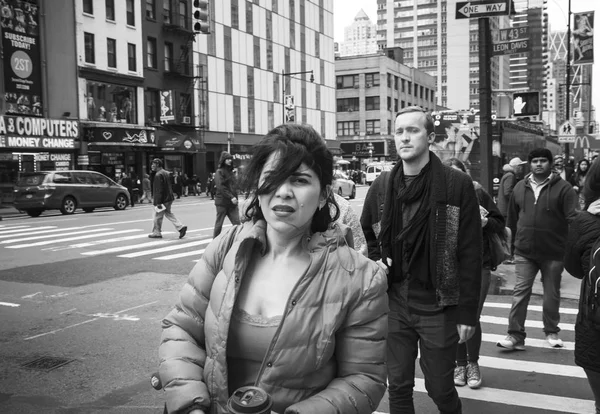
[512,91,540,116]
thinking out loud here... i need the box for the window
[272,0,278,13]
[336,98,359,112]
[231,0,239,29]
[407,81,412,95]
[337,121,359,136]
[127,43,136,71]
[401,79,406,92]
[420,85,424,99]
[336,75,359,89]
[145,89,160,123]
[394,76,399,90]
[247,66,254,98]
[83,0,93,15]
[84,32,95,64]
[126,0,135,26]
[86,80,136,124]
[248,98,255,133]
[266,10,272,41]
[106,0,115,20]
[246,1,253,34]
[387,97,392,111]
[387,74,393,88]
[266,41,273,71]
[163,0,171,23]
[253,37,260,68]
[164,42,173,71]
[366,120,381,135]
[365,73,379,87]
[107,38,116,68]
[179,92,191,119]
[414,83,418,96]
[225,61,233,95]
[147,37,157,68]
[224,27,232,61]
[365,96,380,111]
[233,96,241,132]
[315,34,319,58]
[146,0,155,19]
[394,98,398,112]
[179,0,188,29]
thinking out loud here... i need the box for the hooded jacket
[474,181,506,268]
[507,173,578,261]
[159,220,389,414]
[214,152,237,207]
[497,170,517,217]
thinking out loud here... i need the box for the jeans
[152,201,184,235]
[508,255,563,340]
[213,205,240,238]
[585,369,600,414]
[387,288,462,414]
[456,267,491,365]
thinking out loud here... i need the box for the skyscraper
[338,9,378,57]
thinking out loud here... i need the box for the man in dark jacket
[497,148,578,351]
[149,158,187,239]
[213,152,240,237]
[361,107,482,414]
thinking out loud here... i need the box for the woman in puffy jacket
[159,124,389,414]
[565,158,600,413]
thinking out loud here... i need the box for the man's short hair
[151,158,163,167]
[527,148,553,163]
[395,106,435,136]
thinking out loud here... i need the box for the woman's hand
[587,199,600,215]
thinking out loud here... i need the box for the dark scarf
[381,161,433,287]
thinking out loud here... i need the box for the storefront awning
[83,123,157,147]
[156,134,204,152]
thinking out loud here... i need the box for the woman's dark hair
[442,157,467,173]
[239,124,339,233]
[583,158,600,209]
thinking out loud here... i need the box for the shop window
[86,80,136,124]
[106,0,115,21]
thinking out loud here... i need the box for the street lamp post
[281,70,314,123]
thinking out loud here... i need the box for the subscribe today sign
[0,115,79,149]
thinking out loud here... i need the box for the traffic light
[512,91,540,116]
[193,0,210,34]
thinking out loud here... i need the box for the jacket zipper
[253,253,316,386]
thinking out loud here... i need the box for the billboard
[572,11,594,65]
[1,0,42,116]
[160,90,175,123]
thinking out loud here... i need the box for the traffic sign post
[455,0,510,19]
[558,120,576,143]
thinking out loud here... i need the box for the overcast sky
[333,0,600,114]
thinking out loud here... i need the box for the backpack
[586,238,600,329]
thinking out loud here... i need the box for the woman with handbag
[158,124,389,414]
[443,158,505,389]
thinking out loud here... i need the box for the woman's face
[258,152,326,236]
[580,161,589,171]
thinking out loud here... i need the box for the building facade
[335,50,436,167]
[193,0,337,176]
[338,9,378,58]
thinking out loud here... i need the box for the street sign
[455,0,510,19]
[496,26,528,42]
[492,26,530,56]
[492,40,530,56]
[558,120,576,143]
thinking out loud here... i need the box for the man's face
[554,158,564,171]
[394,112,434,163]
[530,157,552,177]
[151,162,158,172]
[225,158,233,166]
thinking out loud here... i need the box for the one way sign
[455,0,511,19]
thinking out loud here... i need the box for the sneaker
[453,365,467,387]
[466,362,482,388]
[496,334,525,351]
[178,226,188,239]
[148,234,162,239]
[546,333,564,348]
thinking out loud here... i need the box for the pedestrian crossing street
[0,222,219,262]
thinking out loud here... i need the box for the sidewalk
[0,204,21,220]
[492,262,581,300]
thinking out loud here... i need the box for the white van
[365,162,394,185]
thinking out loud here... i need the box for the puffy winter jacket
[159,220,389,414]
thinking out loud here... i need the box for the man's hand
[375,258,391,275]
[588,199,600,215]
[232,197,239,205]
[456,324,475,344]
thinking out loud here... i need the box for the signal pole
[478,17,493,194]
[564,0,572,158]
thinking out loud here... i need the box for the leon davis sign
[0,115,79,149]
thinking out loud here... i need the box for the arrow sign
[456,0,510,19]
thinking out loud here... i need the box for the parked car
[365,162,394,185]
[332,171,356,199]
[14,170,131,217]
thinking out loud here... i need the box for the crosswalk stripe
[0,228,114,244]
[0,226,56,235]
[481,333,574,350]
[413,378,595,414]
[81,239,179,256]
[0,226,88,239]
[480,315,575,331]
[119,239,212,258]
[485,302,579,315]
[0,225,31,232]
[6,229,141,249]
[477,355,586,378]
[155,248,206,260]
[70,232,173,248]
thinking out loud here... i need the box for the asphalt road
[0,187,596,413]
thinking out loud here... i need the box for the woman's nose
[275,181,293,197]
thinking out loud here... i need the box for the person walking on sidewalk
[148,158,187,239]
[361,106,482,414]
[497,148,578,351]
[139,173,152,204]
[444,158,505,390]
[213,152,240,238]
[564,159,600,414]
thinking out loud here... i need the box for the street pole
[281,70,285,123]
[565,0,572,158]
[478,17,493,194]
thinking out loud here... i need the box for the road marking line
[6,229,141,248]
[21,292,42,299]
[1,228,114,244]
[482,333,574,350]
[119,239,212,258]
[414,378,595,413]
[0,226,87,239]
[484,301,579,315]
[478,355,586,378]
[82,239,179,256]
[60,308,77,314]
[480,315,575,331]
[70,231,164,248]
[0,226,55,235]
[0,225,31,232]
[154,248,206,260]
[0,302,20,307]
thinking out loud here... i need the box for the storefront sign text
[0,136,74,149]
[0,115,78,137]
